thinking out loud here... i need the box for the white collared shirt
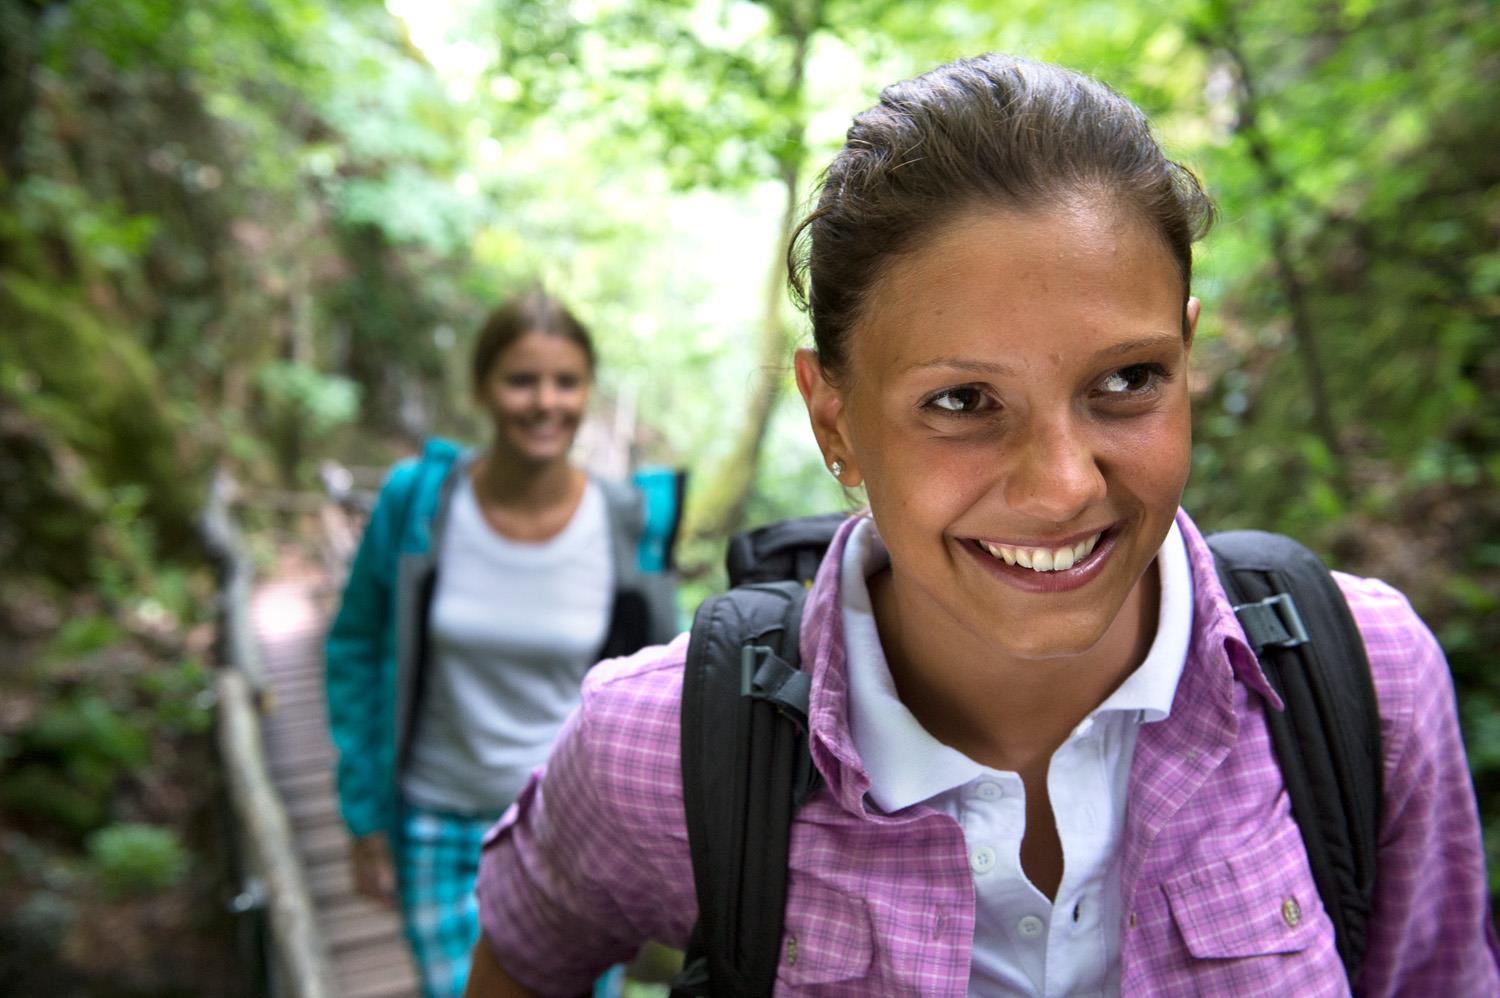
[841,517,1193,997]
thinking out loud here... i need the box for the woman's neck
[868,565,1160,773]
[469,446,585,542]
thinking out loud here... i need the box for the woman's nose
[1002,416,1107,522]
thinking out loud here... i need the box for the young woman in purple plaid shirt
[466,54,1499,996]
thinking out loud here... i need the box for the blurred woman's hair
[789,53,1216,381]
[471,287,596,391]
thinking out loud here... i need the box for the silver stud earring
[830,460,844,478]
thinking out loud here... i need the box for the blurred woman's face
[478,330,592,466]
[799,201,1197,666]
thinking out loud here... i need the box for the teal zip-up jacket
[325,437,682,839]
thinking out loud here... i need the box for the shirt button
[975,781,1003,801]
[1282,897,1302,928]
[1017,914,1045,939]
[970,846,996,874]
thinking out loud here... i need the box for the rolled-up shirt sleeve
[1339,573,1500,994]
[475,634,696,996]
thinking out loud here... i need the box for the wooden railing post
[202,468,337,998]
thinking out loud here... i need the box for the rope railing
[201,469,337,998]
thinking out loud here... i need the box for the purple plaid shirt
[476,510,1499,996]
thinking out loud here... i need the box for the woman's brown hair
[471,287,596,392]
[789,53,1216,382]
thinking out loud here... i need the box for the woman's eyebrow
[903,333,1181,376]
[1095,332,1183,359]
[904,356,1016,376]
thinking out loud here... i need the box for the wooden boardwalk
[252,560,420,998]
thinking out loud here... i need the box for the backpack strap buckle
[741,645,812,724]
[1232,592,1311,652]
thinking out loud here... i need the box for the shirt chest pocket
[777,880,874,990]
[1160,815,1337,971]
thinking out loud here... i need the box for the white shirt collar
[842,517,1193,814]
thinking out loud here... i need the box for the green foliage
[42,615,127,664]
[258,361,362,437]
[0,272,203,566]
[137,658,215,737]
[85,823,190,898]
[2,620,213,837]
[1,693,146,834]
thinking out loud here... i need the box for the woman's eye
[1098,364,1163,395]
[926,386,987,413]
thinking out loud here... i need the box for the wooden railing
[201,470,337,998]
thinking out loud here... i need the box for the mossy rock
[0,271,205,560]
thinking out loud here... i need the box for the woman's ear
[1184,296,1201,349]
[794,348,861,486]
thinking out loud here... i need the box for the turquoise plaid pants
[396,803,626,998]
[397,805,493,998]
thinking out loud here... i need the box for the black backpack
[669,517,1382,996]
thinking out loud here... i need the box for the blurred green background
[1,0,1496,993]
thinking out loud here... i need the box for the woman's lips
[975,531,1101,571]
[962,526,1120,593]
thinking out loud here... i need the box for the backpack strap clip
[1231,592,1311,652]
[742,645,812,725]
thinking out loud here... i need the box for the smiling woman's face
[478,329,592,467]
[799,200,1197,665]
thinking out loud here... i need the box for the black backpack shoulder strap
[672,579,820,998]
[1208,529,1382,982]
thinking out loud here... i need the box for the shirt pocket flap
[1161,817,1326,960]
[780,880,874,985]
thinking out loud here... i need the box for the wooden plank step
[326,910,408,951]
[339,949,420,998]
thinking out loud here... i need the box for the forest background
[1,0,1496,993]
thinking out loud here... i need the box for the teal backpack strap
[596,472,681,658]
[632,465,686,572]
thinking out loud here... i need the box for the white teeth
[978,532,1103,573]
[980,540,1018,565]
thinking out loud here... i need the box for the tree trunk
[680,2,818,547]
[1193,0,1348,495]
[681,162,802,542]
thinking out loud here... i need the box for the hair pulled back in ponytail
[789,53,1215,381]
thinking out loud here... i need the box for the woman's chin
[500,434,574,465]
[993,630,1106,664]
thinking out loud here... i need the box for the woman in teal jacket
[325,289,680,998]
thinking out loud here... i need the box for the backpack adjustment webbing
[743,645,813,719]
[1231,591,1311,652]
